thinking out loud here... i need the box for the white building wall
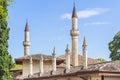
[23,60,30,78]
[22,60,52,78]
[33,60,39,73]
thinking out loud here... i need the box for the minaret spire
[52,47,56,56]
[23,20,31,56]
[72,2,78,18]
[83,36,87,45]
[25,20,29,31]
[70,4,79,66]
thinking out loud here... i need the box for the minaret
[52,47,56,72]
[23,20,30,56]
[65,44,70,73]
[70,5,79,66]
[82,36,88,69]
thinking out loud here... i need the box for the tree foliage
[109,31,120,61]
[0,0,14,79]
[97,58,106,62]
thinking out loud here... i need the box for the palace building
[14,5,120,80]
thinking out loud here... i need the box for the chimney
[82,36,88,69]
[65,44,70,73]
[39,54,44,76]
[51,47,56,75]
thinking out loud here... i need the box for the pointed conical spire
[25,20,29,31]
[83,36,87,45]
[66,44,69,50]
[52,47,56,55]
[72,3,78,18]
[66,44,70,53]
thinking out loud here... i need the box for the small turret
[51,47,56,75]
[65,44,70,73]
[82,36,88,69]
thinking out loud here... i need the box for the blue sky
[8,0,120,61]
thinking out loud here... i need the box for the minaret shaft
[25,32,29,41]
[52,57,56,71]
[82,46,87,69]
[71,36,79,66]
[72,18,78,30]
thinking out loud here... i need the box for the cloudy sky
[8,0,120,61]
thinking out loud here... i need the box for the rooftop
[15,53,64,64]
[24,60,120,80]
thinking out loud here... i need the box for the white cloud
[61,8,109,19]
[84,22,110,26]
[61,13,71,20]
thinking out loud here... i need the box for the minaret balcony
[23,41,31,46]
[70,30,79,36]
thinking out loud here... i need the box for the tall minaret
[70,5,79,66]
[23,21,30,56]
[82,36,88,69]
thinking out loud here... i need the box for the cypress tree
[0,0,14,79]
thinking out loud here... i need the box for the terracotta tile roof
[24,60,120,79]
[15,53,64,64]
[86,60,120,72]
[69,60,120,73]
[58,54,98,66]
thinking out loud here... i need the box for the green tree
[109,31,120,61]
[97,58,106,62]
[0,0,14,79]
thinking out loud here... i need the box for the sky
[8,0,120,61]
